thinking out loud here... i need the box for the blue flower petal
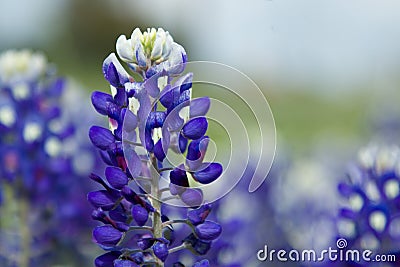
[87,190,116,210]
[194,220,222,241]
[182,117,208,140]
[181,188,203,207]
[193,260,210,267]
[105,167,128,190]
[192,163,223,184]
[132,204,149,226]
[169,166,189,188]
[94,251,121,267]
[190,97,210,118]
[114,260,139,267]
[153,241,169,262]
[91,91,114,116]
[89,126,115,150]
[93,225,123,247]
[187,204,212,226]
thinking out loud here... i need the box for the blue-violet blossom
[337,144,400,265]
[89,28,223,267]
[0,49,97,266]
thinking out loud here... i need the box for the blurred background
[1,0,400,266]
[1,0,400,153]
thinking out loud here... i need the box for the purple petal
[159,84,174,109]
[193,260,210,267]
[103,53,129,86]
[124,146,141,178]
[91,91,114,116]
[105,62,120,88]
[93,225,123,247]
[144,71,167,98]
[154,139,167,162]
[186,137,209,171]
[132,204,149,226]
[179,133,188,153]
[169,183,185,196]
[169,166,189,187]
[122,108,138,132]
[146,111,166,129]
[92,209,107,224]
[89,126,115,150]
[114,260,139,267]
[194,220,222,241]
[137,235,155,250]
[88,190,116,210]
[115,222,130,232]
[105,166,129,190]
[95,251,122,267]
[187,204,212,226]
[109,206,128,222]
[338,183,353,197]
[99,150,114,165]
[339,208,357,220]
[181,188,203,207]
[162,126,170,151]
[182,117,208,140]
[153,242,169,262]
[89,173,110,189]
[192,163,223,184]
[164,106,185,132]
[114,87,127,107]
[121,186,139,204]
[190,97,210,118]
[174,72,192,93]
[144,128,154,152]
[135,43,147,68]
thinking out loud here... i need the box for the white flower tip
[116,35,134,62]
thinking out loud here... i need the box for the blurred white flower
[0,50,47,84]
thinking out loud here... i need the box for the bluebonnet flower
[0,49,98,266]
[89,28,223,267]
[337,144,400,266]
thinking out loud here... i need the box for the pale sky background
[1,0,400,94]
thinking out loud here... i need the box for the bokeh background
[2,0,400,153]
[1,0,400,266]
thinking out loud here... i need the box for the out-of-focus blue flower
[0,49,99,266]
[337,144,400,262]
[271,158,340,253]
[89,27,223,267]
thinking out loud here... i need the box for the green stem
[19,196,31,267]
[168,243,189,254]
[150,154,163,267]
[161,219,190,228]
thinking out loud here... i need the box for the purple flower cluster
[88,28,223,267]
[337,145,400,265]
[0,50,97,266]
